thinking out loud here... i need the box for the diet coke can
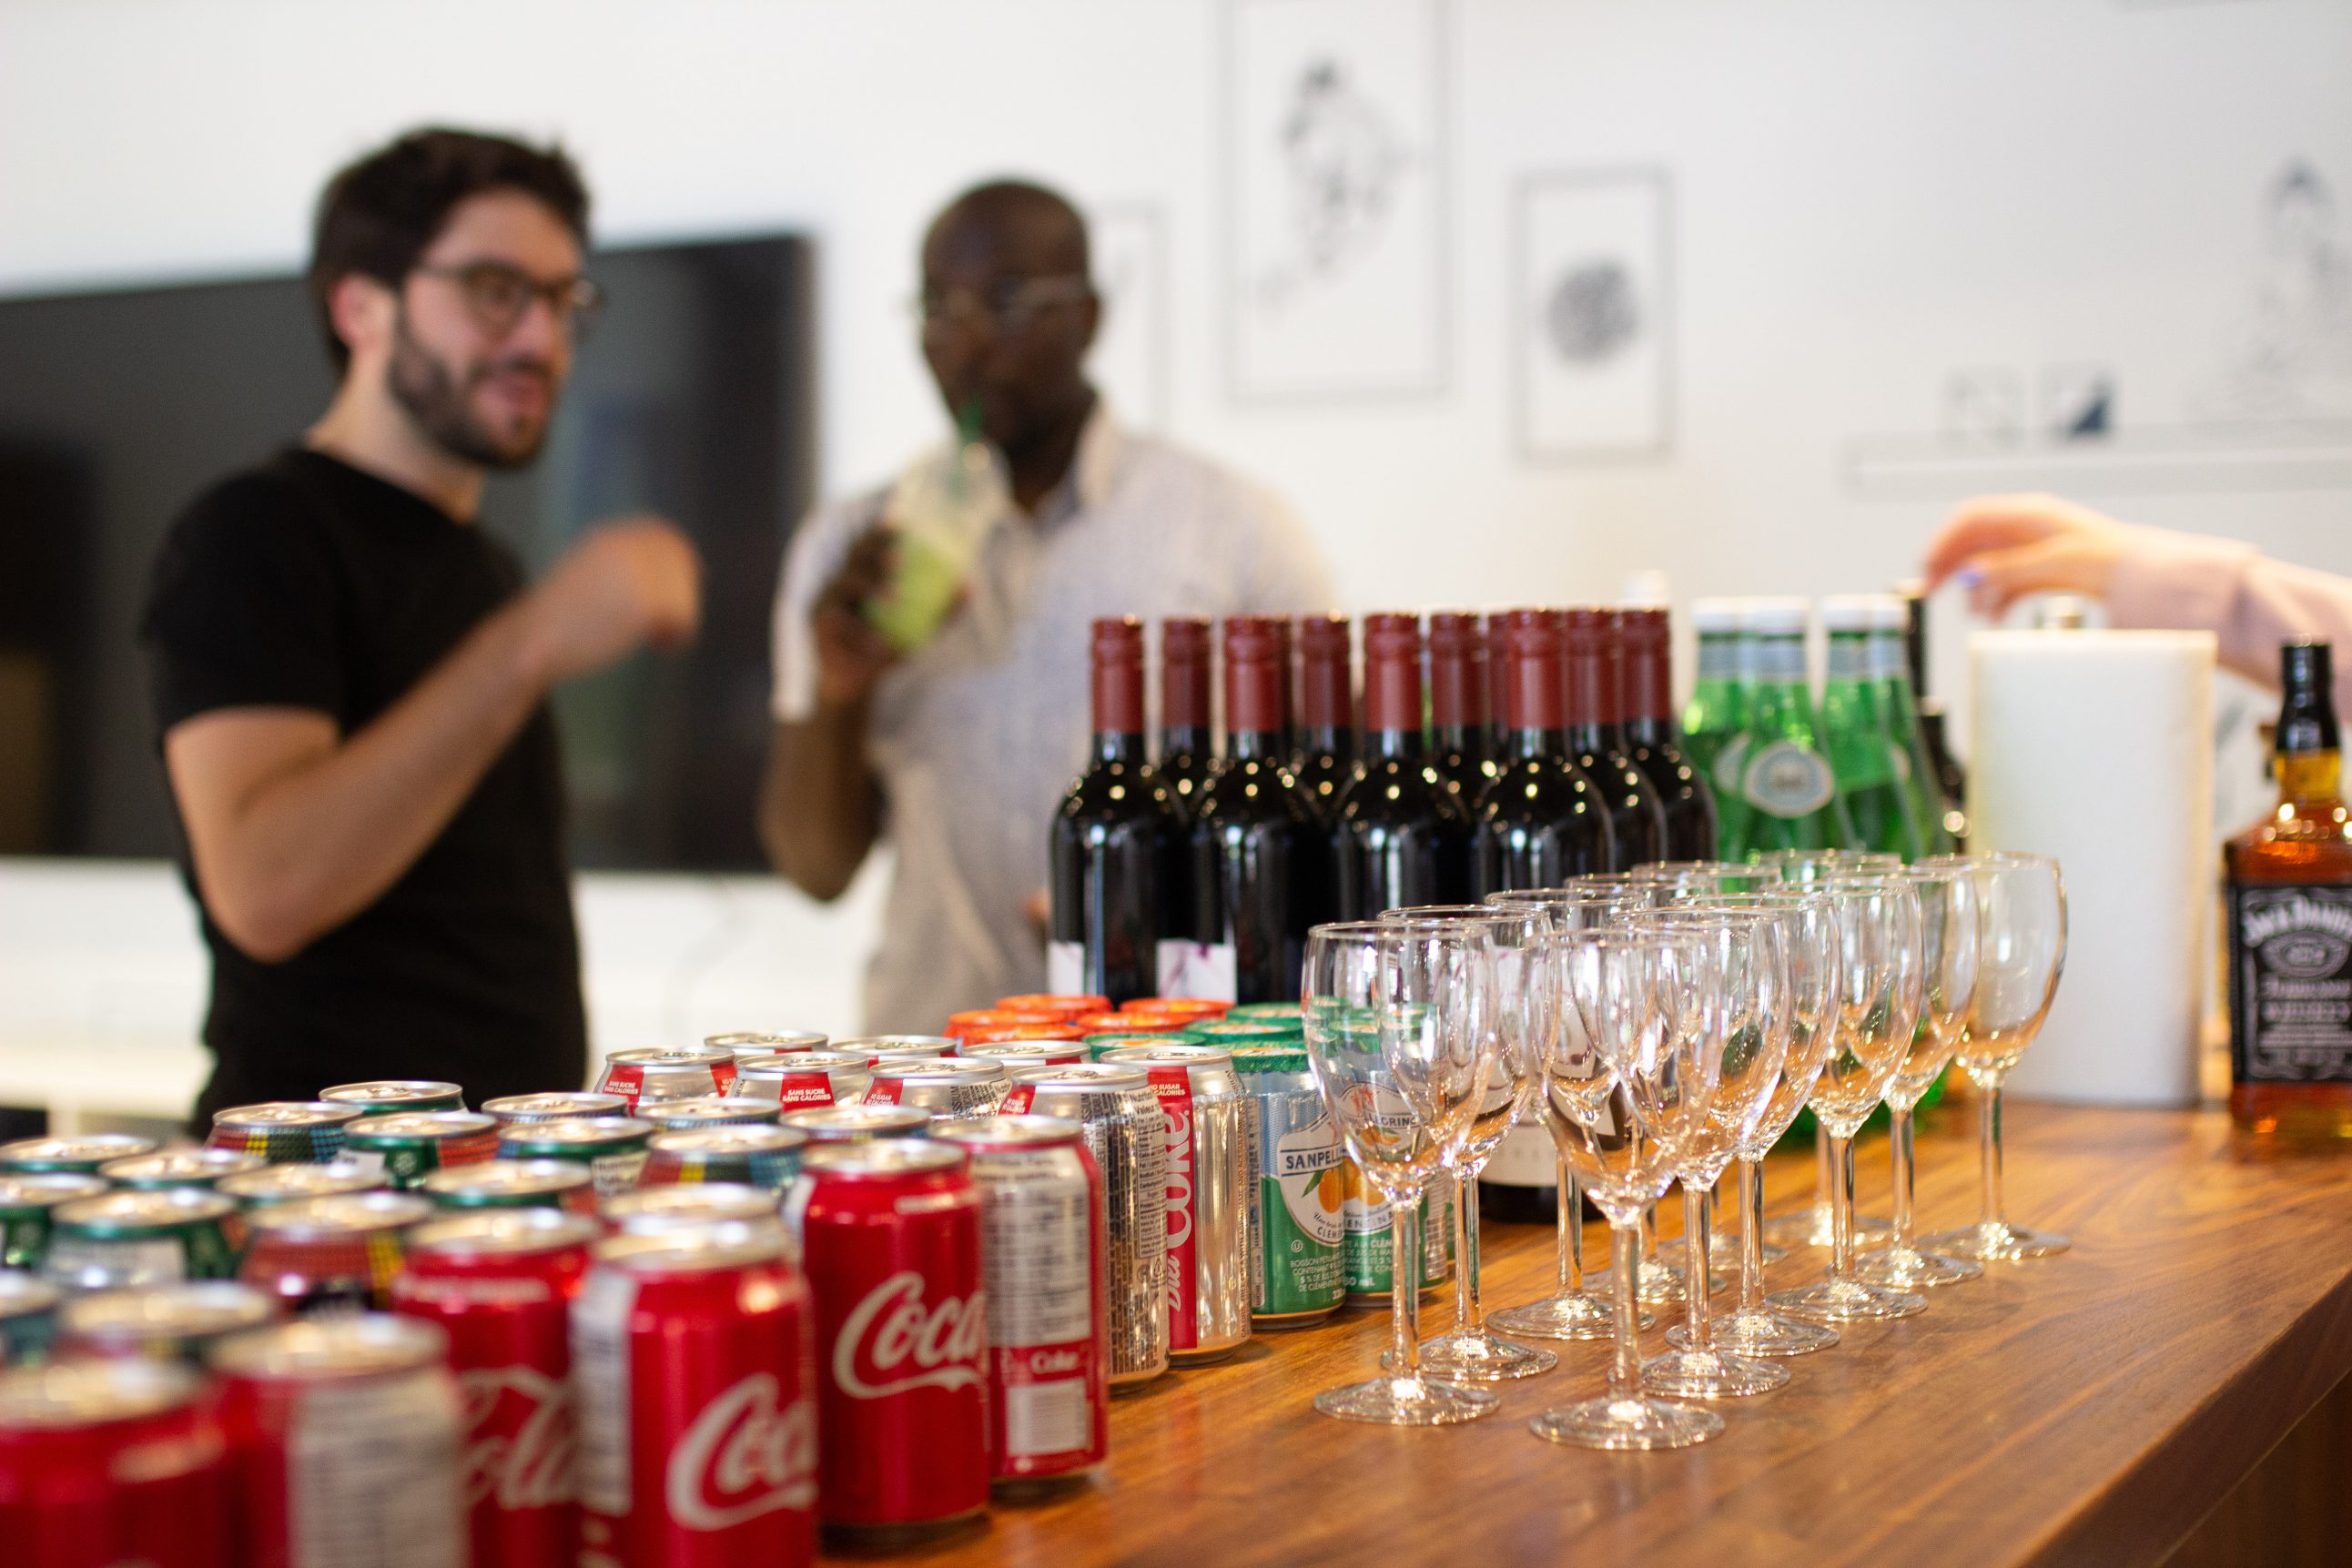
[778,1103,931,1144]
[729,1049,874,1109]
[394,1209,595,1568]
[1100,1044,1252,1365]
[931,1115,1109,1486]
[963,1039,1088,1072]
[1001,1063,1170,1386]
[865,1057,1006,1117]
[793,1140,988,1538]
[573,1220,816,1567]
[641,1097,781,1132]
[833,1035,958,1061]
[595,1047,737,1114]
[704,1029,826,1058]
[482,1092,628,1126]
[212,1314,464,1568]
[0,1355,230,1566]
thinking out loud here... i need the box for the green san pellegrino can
[319,1080,467,1116]
[0,1134,158,1177]
[1229,1045,1344,1325]
[497,1116,655,1199]
[1225,1002,1304,1029]
[97,1149,268,1192]
[0,1175,108,1270]
[1189,1018,1299,1048]
[1082,1030,1201,1062]
[42,1189,240,1291]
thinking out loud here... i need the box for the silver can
[704,1028,826,1058]
[55,1280,277,1363]
[1001,1063,1169,1386]
[96,1149,268,1192]
[729,1049,874,1109]
[778,1103,931,1144]
[1099,1044,1251,1366]
[594,1046,736,1111]
[601,1182,779,1235]
[833,1034,958,1061]
[480,1091,628,1125]
[867,1058,1007,1117]
[962,1040,1088,1073]
[639,1097,780,1132]
[215,1162,380,1211]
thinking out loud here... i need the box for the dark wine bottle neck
[1364,727,1425,762]
[1161,725,1212,760]
[1092,731,1148,767]
[1507,726,1568,763]
[1300,725,1355,762]
[1566,720,1613,758]
[1227,729,1287,763]
[1435,723,1485,757]
[1620,715,1677,750]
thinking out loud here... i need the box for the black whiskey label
[2229,884,2352,1084]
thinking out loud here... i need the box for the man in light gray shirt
[761,180,1333,1033]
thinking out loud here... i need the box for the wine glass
[1481,888,1640,1340]
[1768,878,1928,1322]
[1630,910,1794,1398]
[1856,862,1983,1290]
[1697,888,1842,1357]
[1921,853,2070,1262]
[1527,926,1724,1449]
[1377,905,1556,1380]
[1633,861,1775,895]
[1303,922,1498,1425]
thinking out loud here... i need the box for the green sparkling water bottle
[1872,595,1955,855]
[1820,596,1923,859]
[1733,598,1847,854]
[1680,598,1751,859]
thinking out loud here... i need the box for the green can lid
[1228,1044,1310,1073]
[1226,1003,1303,1025]
[1186,1018,1296,1043]
[1083,1031,1201,1060]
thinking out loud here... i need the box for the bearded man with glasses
[762,179,1333,1034]
[141,127,701,1120]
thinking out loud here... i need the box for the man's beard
[388,313,555,470]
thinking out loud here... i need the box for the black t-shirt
[141,449,586,1120]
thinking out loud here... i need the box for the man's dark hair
[308,127,590,373]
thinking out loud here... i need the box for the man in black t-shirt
[141,128,701,1121]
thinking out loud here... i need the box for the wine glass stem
[1979,1078,2008,1228]
[1738,1155,1766,1311]
[1680,1180,1712,1350]
[1553,1154,1583,1292]
[1828,1131,1858,1284]
[1889,1104,1918,1251]
[1389,1192,1423,1380]
[1812,1121,1832,1209]
[1608,1218,1643,1401]
[1453,1170,1484,1332]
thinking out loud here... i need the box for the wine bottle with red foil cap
[1184,616,1333,1003]
[1474,610,1615,890]
[1429,611,1495,801]
[1158,615,1216,820]
[1050,618,1187,1006]
[1564,607,1667,870]
[1293,612,1357,824]
[1613,607,1718,862]
[1333,612,1475,920]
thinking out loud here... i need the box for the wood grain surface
[818,1102,2352,1568]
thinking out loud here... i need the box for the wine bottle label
[1155,940,1238,1003]
[1741,740,1837,818]
[1046,940,1086,997]
[2229,884,2352,1084]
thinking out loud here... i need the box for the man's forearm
[761,702,882,901]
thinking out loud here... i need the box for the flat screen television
[0,234,814,872]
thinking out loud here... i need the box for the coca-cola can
[420,1158,599,1217]
[54,1281,276,1364]
[0,1271,61,1365]
[792,1140,988,1538]
[595,1047,737,1113]
[573,1220,816,1568]
[212,1314,464,1568]
[865,1058,1006,1117]
[704,1029,826,1058]
[0,1354,230,1566]
[497,1117,655,1199]
[963,1039,1088,1073]
[340,1110,502,1189]
[833,1035,958,1061]
[318,1080,466,1116]
[1,1133,159,1176]
[930,1115,1110,1486]
[729,1049,874,1109]
[1099,1044,1252,1365]
[482,1091,629,1126]
[643,1125,807,1191]
[206,1104,363,1164]
[778,1103,932,1144]
[1000,1063,1169,1386]
[97,1148,267,1192]
[237,1191,433,1314]
[602,1184,779,1237]
[394,1209,596,1568]
[642,1097,782,1132]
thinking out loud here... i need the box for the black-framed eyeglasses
[911,275,1093,341]
[413,261,604,340]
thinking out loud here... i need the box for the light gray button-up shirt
[771,403,1334,1033]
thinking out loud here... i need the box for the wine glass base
[1641,1346,1790,1398]
[1314,1374,1499,1426]
[1384,1327,1558,1381]
[1919,1220,2070,1261]
[1489,1290,1634,1340]
[1528,1393,1724,1451]
[1690,1306,1840,1357]
[1761,1200,1894,1250]
[1608,1259,1727,1306]
[1768,1276,1927,1322]
[1854,1243,1983,1289]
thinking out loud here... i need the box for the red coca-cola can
[572,1219,816,1568]
[792,1140,988,1538]
[212,1314,465,1568]
[392,1208,596,1568]
[931,1114,1110,1488]
[0,1356,231,1567]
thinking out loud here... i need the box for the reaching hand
[1921,493,2128,619]
[520,516,703,684]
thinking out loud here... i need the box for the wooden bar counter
[821,1103,2352,1567]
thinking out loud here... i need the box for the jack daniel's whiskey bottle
[2226,640,2352,1152]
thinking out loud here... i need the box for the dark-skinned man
[762,179,1332,1033]
[142,128,701,1119]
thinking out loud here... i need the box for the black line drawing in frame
[1513,167,1675,465]
[1089,202,1171,430]
[1222,0,1450,405]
